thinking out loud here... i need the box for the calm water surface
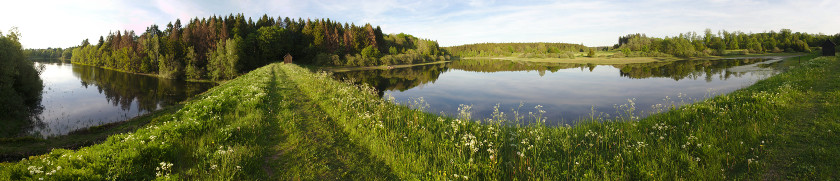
[333,57,798,125]
[27,62,214,137]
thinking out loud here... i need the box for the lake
[24,62,215,137]
[332,56,799,125]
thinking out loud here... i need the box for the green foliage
[184,47,205,80]
[361,45,380,58]
[208,37,243,81]
[445,43,588,57]
[158,54,182,79]
[389,46,398,55]
[0,28,44,137]
[24,48,69,61]
[614,29,835,58]
[67,14,447,80]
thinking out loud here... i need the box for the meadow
[1,55,837,180]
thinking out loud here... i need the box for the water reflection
[332,57,794,125]
[617,58,769,81]
[26,62,215,137]
[332,63,449,97]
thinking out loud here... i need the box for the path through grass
[2,56,837,180]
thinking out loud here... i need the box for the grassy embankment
[0,63,397,180]
[463,52,805,64]
[0,105,180,162]
[2,55,838,180]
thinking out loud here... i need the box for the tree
[97,36,105,48]
[65,14,453,80]
[185,47,204,79]
[223,37,242,79]
[81,38,90,47]
[361,45,380,58]
[0,28,44,137]
[587,49,596,57]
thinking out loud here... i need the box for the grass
[2,55,837,180]
[1,64,280,180]
[0,105,180,162]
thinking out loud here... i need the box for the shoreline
[318,60,450,72]
[68,62,219,83]
[458,52,807,64]
[0,105,182,162]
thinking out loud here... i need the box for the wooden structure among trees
[284,53,293,64]
[823,40,836,56]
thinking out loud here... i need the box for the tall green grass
[1,64,282,180]
[2,56,837,180]
[284,56,838,179]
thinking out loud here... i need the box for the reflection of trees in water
[450,59,587,76]
[72,64,215,112]
[332,63,449,96]
[614,58,770,81]
[332,58,778,97]
[332,59,588,95]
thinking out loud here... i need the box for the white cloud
[468,0,495,7]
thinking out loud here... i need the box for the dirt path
[260,65,398,180]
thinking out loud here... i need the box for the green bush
[0,28,44,137]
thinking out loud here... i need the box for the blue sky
[2,0,838,49]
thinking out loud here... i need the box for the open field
[2,55,837,180]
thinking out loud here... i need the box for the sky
[2,0,839,49]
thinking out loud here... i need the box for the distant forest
[30,23,840,81]
[24,48,71,61]
[445,29,840,58]
[444,43,590,58]
[614,29,839,57]
[65,14,449,80]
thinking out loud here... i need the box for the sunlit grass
[2,55,837,180]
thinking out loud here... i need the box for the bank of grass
[0,63,395,180]
[283,55,838,179]
[0,105,180,162]
[2,55,837,180]
[0,63,282,180]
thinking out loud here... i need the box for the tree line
[69,14,449,81]
[24,48,72,61]
[444,43,590,58]
[615,29,840,58]
[0,28,44,137]
[444,29,839,59]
